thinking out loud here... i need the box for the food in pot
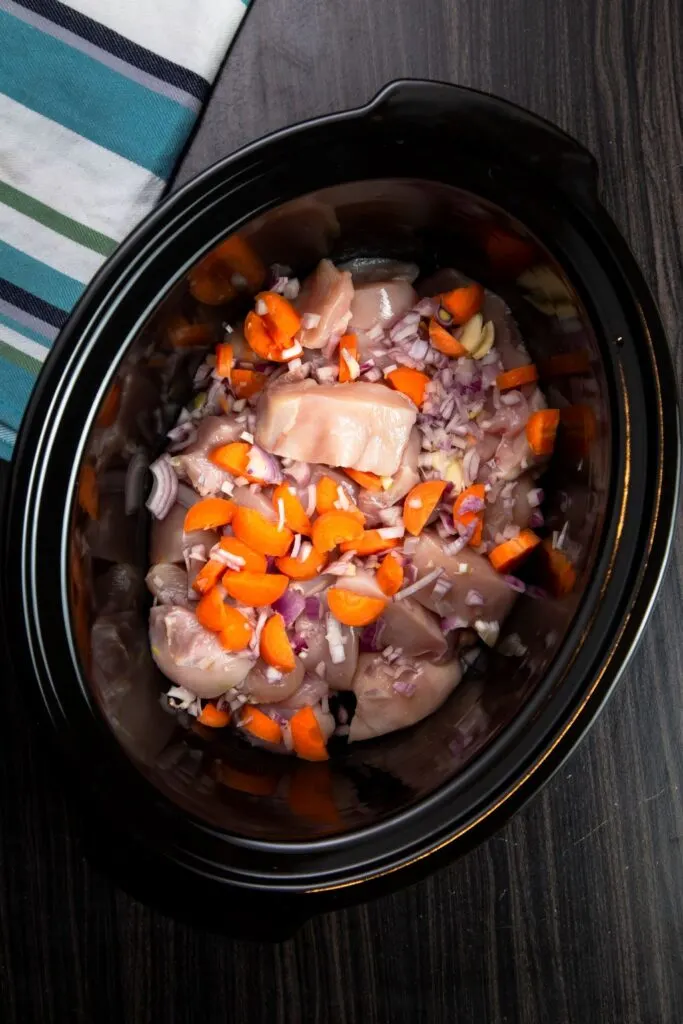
[144,254,567,760]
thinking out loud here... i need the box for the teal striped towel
[0,0,251,461]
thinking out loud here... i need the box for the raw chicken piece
[242,658,304,703]
[150,503,217,564]
[294,614,359,689]
[492,431,536,482]
[176,415,243,496]
[231,484,277,522]
[484,474,537,543]
[149,606,254,698]
[410,531,517,625]
[378,597,448,659]
[339,258,419,284]
[145,563,191,605]
[296,259,354,349]
[349,653,462,741]
[349,280,418,331]
[334,569,387,602]
[255,380,417,476]
[357,428,420,525]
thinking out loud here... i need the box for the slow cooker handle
[365,79,600,207]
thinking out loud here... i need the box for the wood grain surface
[1,0,682,1021]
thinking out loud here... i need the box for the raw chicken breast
[484,474,537,543]
[255,380,417,476]
[349,280,418,331]
[357,428,421,524]
[176,415,243,496]
[297,259,354,349]
[410,531,517,625]
[378,597,448,659]
[145,563,191,606]
[242,658,304,703]
[149,502,217,564]
[294,614,359,689]
[349,653,462,741]
[149,606,254,698]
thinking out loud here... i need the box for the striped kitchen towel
[0,0,252,461]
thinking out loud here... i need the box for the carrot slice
[327,588,387,627]
[218,606,254,651]
[428,318,468,357]
[198,703,231,728]
[256,291,302,347]
[260,613,296,672]
[541,538,577,596]
[192,559,226,595]
[340,530,400,556]
[244,311,287,362]
[539,351,591,378]
[376,552,404,596]
[402,480,446,536]
[276,544,327,580]
[241,706,282,745]
[526,409,560,456]
[219,535,267,573]
[311,510,365,554]
[496,364,539,391]
[386,367,430,408]
[230,368,267,399]
[273,483,311,535]
[188,255,238,306]
[196,586,229,632]
[453,483,486,547]
[183,497,235,532]
[78,463,99,520]
[290,707,329,762]
[489,529,541,574]
[215,342,234,378]
[344,468,382,491]
[441,283,484,324]
[231,506,293,557]
[315,476,364,520]
[95,382,121,428]
[208,442,270,485]
[338,333,358,383]
[167,316,215,348]
[223,571,289,607]
[212,235,266,289]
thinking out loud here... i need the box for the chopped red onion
[465,589,484,606]
[287,461,311,486]
[377,525,405,540]
[291,633,309,655]
[325,613,346,664]
[360,620,384,652]
[394,567,442,601]
[441,614,468,633]
[146,455,177,520]
[272,589,306,626]
[458,494,485,514]
[247,445,282,485]
[503,575,527,593]
[304,596,322,620]
[527,487,544,508]
[392,679,417,697]
[166,422,198,452]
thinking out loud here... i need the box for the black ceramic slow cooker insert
[3,81,680,902]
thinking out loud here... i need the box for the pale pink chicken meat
[484,473,537,543]
[293,614,359,689]
[296,259,354,349]
[149,502,217,564]
[349,280,418,331]
[349,653,462,741]
[378,597,448,659]
[149,606,254,698]
[145,563,192,606]
[357,427,421,525]
[175,415,243,496]
[242,657,305,703]
[255,379,417,476]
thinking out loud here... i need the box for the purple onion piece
[441,615,468,633]
[465,589,484,607]
[392,680,417,697]
[360,620,384,652]
[304,596,322,620]
[145,455,177,520]
[503,575,527,593]
[272,589,306,626]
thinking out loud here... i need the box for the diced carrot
[496,364,539,391]
[260,613,296,672]
[488,529,541,574]
[526,409,560,456]
[276,545,327,580]
[244,311,287,362]
[344,468,382,491]
[428,318,468,357]
[560,404,597,457]
[188,255,238,306]
[541,538,577,596]
[95,382,121,428]
[78,463,99,519]
[223,571,289,607]
[215,764,278,796]
[386,367,430,409]
[230,368,267,399]
[208,441,270,485]
[273,483,311,534]
[167,316,216,348]
[441,283,484,324]
[315,476,364,519]
[539,351,591,378]
[340,530,400,555]
[196,586,229,632]
[288,762,339,821]
[218,606,254,651]
[215,342,234,378]
[311,510,365,554]
[402,480,446,536]
[256,292,302,347]
[376,552,404,596]
[453,483,486,548]
[219,535,267,573]
[241,706,282,745]
[212,235,266,289]
[327,588,387,627]
[484,229,536,276]
[183,496,235,532]
[231,506,293,557]
[192,559,226,595]
[198,703,231,728]
[290,707,329,762]
[338,333,358,383]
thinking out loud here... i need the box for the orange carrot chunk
[526,409,560,456]
[338,333,359,383]
[215,342,234,378]
[386,367,430,409]
[452,483,486,548]
[488,529,541,574]
[198,703,231,728]
[230,368,267,399]
[244,310,287,362]
[167,317,215,348]
[223,571,289,607]
[256,291,302,347]
[192,559,226,595]
[339,530,400,556]
[183,496,235,532]
[428,318,468,357]
[218,606,254,651]
[402,480,446,536]
[241,706,282,745]
[315,476,364,520]
[441,283,484,324]
[290,707,329,762]
[231,506,293,557]
[376,552,404,596]
[344,468,383,491]
[208,442,272,486]
[196,586,229,632]
[188,255,237,306]
[327,588,387,627]
[219,535,267,573]
[541,538,577,596]
[496,364,539,391]
[311,510,365,554]
[276,545,327,580]
[211,235,266,289]
[260,613,296,672]
[272,483,312,535]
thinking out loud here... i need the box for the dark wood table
[1,0,681,1021]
